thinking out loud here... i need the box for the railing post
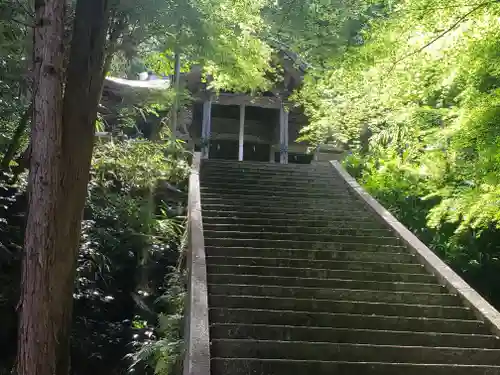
[183,152,210,375]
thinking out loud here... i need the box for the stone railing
[183,152,210,375]
[331,160,500,336]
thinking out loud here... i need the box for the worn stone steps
[209,295,472,319]
[208,284,459,305]
[204,237,407,251]
[212,339,500,364]
[202,199,368,211]
[200,172,341,183]
[207,264,437,283]
[202,216,386,229]
[206,247,415,262]
[200,182,352,194]
[201,191,364,204]
[199,160,500,375]
[201,208,375,221]
[200,167,337,178]
[211,358,500,375]
[201,176,344,187]
[200,163,336,173]
[210,308,490,334]
[201,162,333,171]
[203,224,394,237]
[202,201,372,220]
[211,324,500,348]
[203,230,402,245]
[207,256,424,274]
[207,274,447,294]
[200,187,356,198]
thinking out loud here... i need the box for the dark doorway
[208,140,271,162]
[244,142,270,162]
[210,140,239,160]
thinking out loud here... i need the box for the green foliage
[74,139,190,373]
[91,140,189,189]
[263,0,375,65]
[129,272,186,375]
[0,0,30,157]
[298,0,500,233]
[110,0,275,92]
[295,0,500,304]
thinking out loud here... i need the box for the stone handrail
[331,160,500,337]
[183,152,210,375]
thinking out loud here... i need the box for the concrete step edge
[207,283,454,298]
[206,256,419,267]
[208,273,444,289]
[211,323,498,341]
[203,230,399,239]
[212,338,500,351]
[208,264,431,277]
[205,246,406,254]
[211,357,500,367]
[209,294,470,312]
[210,307,484,324]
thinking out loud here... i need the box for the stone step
[200,176,342,187]
[200,167,336,179]
[203,224,394,237]
[200,187,355,198]
[200,190,358,202]
[203,231,402,245]
[208,284,459,306]
[201,161,332,170]
[207,274,446,294]
[208,295,472,319]
[204,237,406,251]
[211,358,500,375]
[201,201,368,214]
[201,197,367,210]
[206,256,424,273]
[207,265,437,283]
[201,161,331,172]
[206,247,414,262]
[211,324,500,348]
[212,339,500,364]
[210,308,489,334]
[201,209,374,221]
[200,182,350,194]
[202,216,386,229]
[200,169,338,180]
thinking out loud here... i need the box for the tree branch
[387,0,496,75]
[392,0,500,13]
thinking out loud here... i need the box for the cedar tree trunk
[17,1,111,375]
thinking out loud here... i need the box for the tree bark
[16,0,111,374]
[17,1,65,375]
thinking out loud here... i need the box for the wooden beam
[211,93,282,109]
[279,103,289,164]
[201,100,212,159]
[238,104,245,161]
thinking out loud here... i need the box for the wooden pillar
[279,103,289,164]
[201,100,212,159]
[238,104,245,161]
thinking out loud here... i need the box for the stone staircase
[198,159,500,375]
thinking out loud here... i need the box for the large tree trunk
[17,1,65,375]
[16,0,111,374]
